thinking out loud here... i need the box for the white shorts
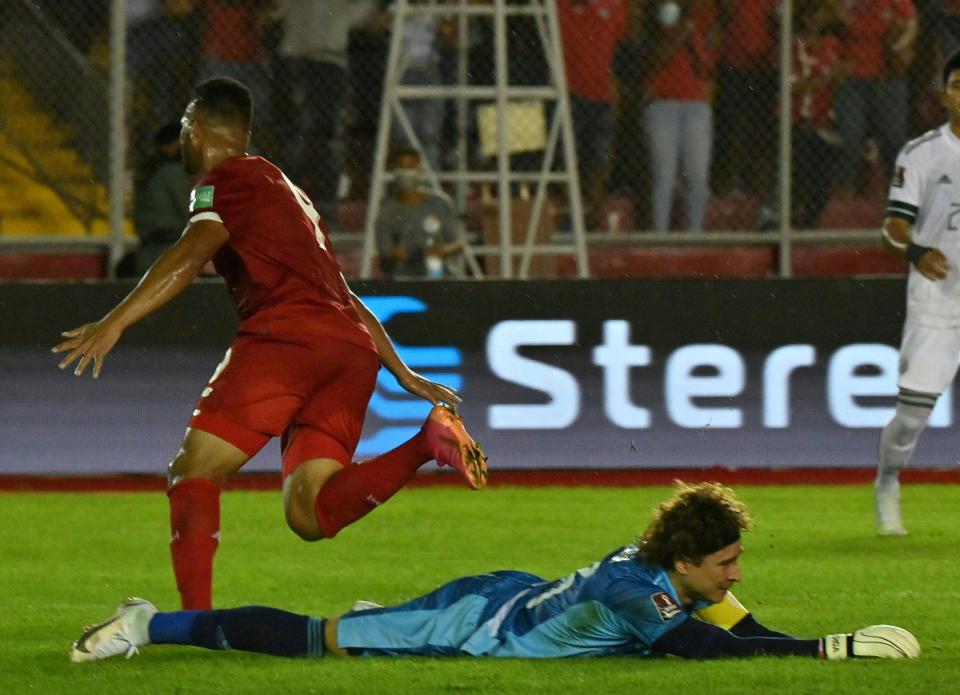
[898,319,960,394]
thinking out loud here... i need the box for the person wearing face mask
[375,148,463,279]
[643,0,720,233]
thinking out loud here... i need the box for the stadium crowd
[30,0,956,238]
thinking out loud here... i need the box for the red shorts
[188,335,379,477]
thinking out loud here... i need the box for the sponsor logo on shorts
[651,591,682,622]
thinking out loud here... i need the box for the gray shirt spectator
[376,191,458,278]
[279,0,377,68]
[133,123,193,273]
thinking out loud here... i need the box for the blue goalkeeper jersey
[336,545,711,658]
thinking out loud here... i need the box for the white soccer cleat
[875,483,908,536]
[69,598,157,663]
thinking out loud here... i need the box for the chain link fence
[0,0,953,274]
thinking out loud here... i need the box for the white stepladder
[359,0,589,279]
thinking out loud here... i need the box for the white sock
[876,396,934,489]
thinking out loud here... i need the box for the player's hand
[51,319,124,378]
[397,370,462,406]
[822,625,920,660]
[916,248,948,280]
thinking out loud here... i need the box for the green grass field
[1,484,958,694]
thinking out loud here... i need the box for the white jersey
[887,124,960,327]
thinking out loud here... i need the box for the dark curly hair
[638,482,751,570]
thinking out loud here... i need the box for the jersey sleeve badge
[190,185,215,211]
[891,166,905,189]
[650,592,682,622]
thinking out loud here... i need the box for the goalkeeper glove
[822,625,920,660]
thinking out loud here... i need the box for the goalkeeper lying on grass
[70,482,919,662]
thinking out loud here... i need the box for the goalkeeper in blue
[70,482,919,662]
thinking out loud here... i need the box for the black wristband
[906,242,933,266]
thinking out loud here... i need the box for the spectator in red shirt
[194,0,277,132]
[790,1,846,228]
[760,0,845,230]
[834,0,917,193]
[557,0,629,225]
[641,0,719,232]
[712,0,779,198]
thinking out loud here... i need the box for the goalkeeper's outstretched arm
[652,617,821,659]
[651,617,920,660]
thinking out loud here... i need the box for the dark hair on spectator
[154,121,182,146]
[388,147,422,168]
[638,482,751,570]
[943,49,960,88]
[192,77,253,131]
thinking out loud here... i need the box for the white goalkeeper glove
[822,625,920,660]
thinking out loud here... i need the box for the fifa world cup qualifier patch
[892,166,906,188]
[650,592,682,622]
[190,185,215,211]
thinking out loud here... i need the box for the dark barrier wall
[6,278,954,475]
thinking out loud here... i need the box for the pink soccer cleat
[422,404,488,490]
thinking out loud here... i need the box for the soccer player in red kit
[52,77,487,611]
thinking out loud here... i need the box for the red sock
[168,478,221,610]
[314,431,430,538]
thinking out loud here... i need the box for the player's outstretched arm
[52,219,229,378]
[653,618,920,660]
[652,617,821,659]
[348,289,461,405]
[729,614,794,640]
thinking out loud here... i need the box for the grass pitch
[1,484,958,694]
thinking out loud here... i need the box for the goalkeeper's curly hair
[637,482,751,570]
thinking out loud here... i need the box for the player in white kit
[875,50,960,536]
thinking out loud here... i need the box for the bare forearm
[351,292,410,379]
[881,216,911,259]
[882,215,948,278]
[107,245,207,330]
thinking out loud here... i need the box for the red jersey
[557,0,629,103]
[646,4,718,102]
[841,0,915,79]
[187,156,375,353]
[199,0,269,63]
[792,35,842,128]
[722,0,778,72]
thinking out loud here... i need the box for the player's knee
[281,459,342,541]
[167,450,229,487]
[167,451,193,486]
[285,507,325,542]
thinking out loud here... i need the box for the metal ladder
[359,0,589,279]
